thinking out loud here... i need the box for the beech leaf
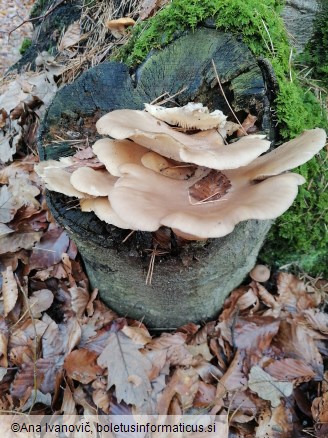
[28,289,54,317]
[58,21,81,51]
[2,266,18,316]
[248,366,293,407]
[97,331,152,407]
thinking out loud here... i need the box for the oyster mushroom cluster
[36,103,326,240]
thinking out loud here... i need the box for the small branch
[8,0,66,40]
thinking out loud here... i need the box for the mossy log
[39,28,275,329]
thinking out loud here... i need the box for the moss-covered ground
[114,0,327,276]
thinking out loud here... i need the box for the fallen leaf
[303,309,328,334]
[157,367,199,414]
[264,358,316,384]
[194,361,223,383]
[8,173,40,209]
[0,318,8,367]
[0,223,14,237]
[0,231,42,254]
[234,315,280,352]
[2,266,18,316]
[149,332,194,366]
[20,389,52,411]
[61,382,77,414]
[193,381,216,407]
[255,405,293,438]
[248,366,293,407]
[0,367,7,382]
[122,325,152,345]
[29,225,69,269]
[139,0,169,20]
[186,342,213,361]
[0,185,18,223]
[73,385,97,415]
[312,391,328,423]
[216,350,247,399]
[28,289,54,317]
[237,114,258,137]
[274,320,323,377]
[277,272,321,311]
[58,21,81,51]
[189,170,232,203]
[97,331,152,407]
[64,349,102,384]
[69,285,89,318]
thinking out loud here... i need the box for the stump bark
[39,27,275,328]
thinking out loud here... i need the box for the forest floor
[0,0,34,75]
[0,1,328,437]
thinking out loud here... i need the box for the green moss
[19,38,32,55]
[113,0,327,276]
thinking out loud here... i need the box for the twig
[122,230,135,243]
[145,244,168,285]
[289,48,293,83]
[211,60,247,136]
[150,86,188,106]
[8,0,66,39]
[261,18,275,55]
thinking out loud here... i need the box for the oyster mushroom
[96,109,271,169]
[35,159,88,198]
[144,102,227,130]
[80,197,130,229]
[106,129,326,239]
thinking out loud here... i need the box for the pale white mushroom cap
[144,102,227,130]
[96,109,271,170]
[241,128,327,180]
[109,163,305,238]
[35,160,88,198]
[92,138,148,177]
[80,197,130,229]
[70,167,117,196]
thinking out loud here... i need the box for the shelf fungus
[36,103,327,240]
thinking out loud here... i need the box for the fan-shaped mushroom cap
[35,160,87,198]
[144,102,227,130]
[243,128,327,180]
[92,138,148,177]
[96,110,271,169]
[80,197,130,229]
[108,163,304,238]
[70,167,117,196]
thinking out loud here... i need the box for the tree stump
[38,27,275,329]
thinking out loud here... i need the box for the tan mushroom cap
[70,167,117,196]
[92,138,148,176]
[250,264,271,282]
[243,128,327,180]
[106,17,135,38]
[96,109,271,169]
[80,197,130,229]
[144,102,227,130]
[35,160,87,198]
[109,163,304,238]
